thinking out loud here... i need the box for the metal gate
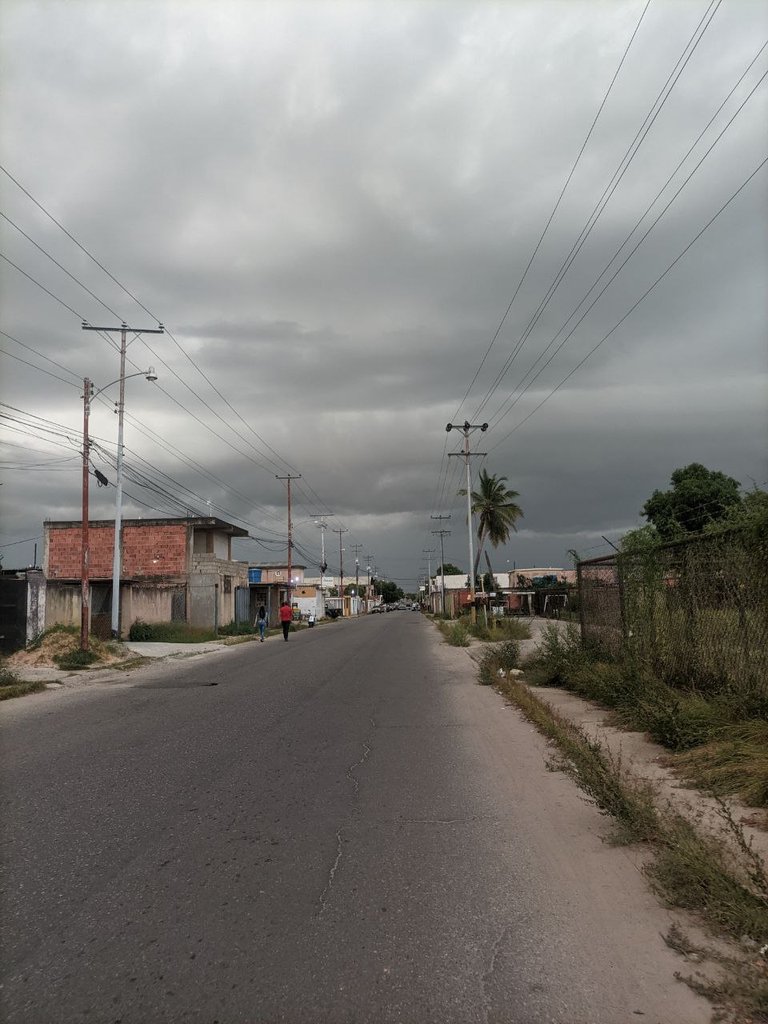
[0,577,27,654]
[234,586,250,624]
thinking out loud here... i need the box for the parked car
[369,605,384,614]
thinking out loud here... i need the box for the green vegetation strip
[0,679,46,701]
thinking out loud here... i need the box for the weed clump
[128,620,218,643]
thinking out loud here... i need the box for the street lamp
[80,367,157,651]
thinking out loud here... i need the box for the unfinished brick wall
[46,523,188,579]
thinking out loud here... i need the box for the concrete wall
[189,556,249,629]
[26,571,46,643]
[45,584,81,630]
[126,585,177,627]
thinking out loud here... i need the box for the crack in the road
[481,925,511,1024]
[317,827,344,917]
[345,741,371,795]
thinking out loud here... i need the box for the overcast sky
[1,0,766,588]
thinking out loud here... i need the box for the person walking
[256,604,267,642]
[279,600,293,642]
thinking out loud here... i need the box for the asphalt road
[0,614,709,1024]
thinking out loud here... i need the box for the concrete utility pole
[352,543,363,614]
[80,378,93,651]
[431,515,451,616]
[333,527,348,610]
[446,420,487,623]
[366,554,374,609]
[82,321,164,638]
[277,474,301,602]
[422,548,435,607]
[310,513,334,580]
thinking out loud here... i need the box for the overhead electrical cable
[469,0,722,422]
[486,53,768,431]
[486,153,768,450]
[450,0,653,424]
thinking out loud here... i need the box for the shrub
[54,648,99,670]
[217,621,256,636]
[128,620,217,643]
[0,661,21,687]
[445,622,470,647]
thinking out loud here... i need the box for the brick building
[44,516,249,638]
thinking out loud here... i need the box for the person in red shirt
[279,600,293,642]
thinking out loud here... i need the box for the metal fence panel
[578,526,768,692]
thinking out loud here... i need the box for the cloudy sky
[1,0,766,588]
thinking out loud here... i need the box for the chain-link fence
[577,525,768,693]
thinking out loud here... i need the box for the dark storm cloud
[1,0,766,581]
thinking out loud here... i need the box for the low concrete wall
[45,583,80,630]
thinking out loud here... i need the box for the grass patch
[54,648,99,670]
[671,721,768,809]
[128,620,218,642]
[527,622,768,806]
[444,622,470,647]
[0,661,47,701]
[217,621,256,637]
[0,680,47,700]
[26,624,78,651]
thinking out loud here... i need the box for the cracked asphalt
[0,614,709,1023]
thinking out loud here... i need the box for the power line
[487,152,768,450]
[487,52,768,432]
[470,0,723,422]
[451,0,652,423]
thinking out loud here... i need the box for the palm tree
[471,469,523,614]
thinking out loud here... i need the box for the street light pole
[446,420,487,623]
[82,321,164,638]
[80,378,93,651]
[79,367,157,651]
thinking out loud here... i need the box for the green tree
[436,562,462,576]
[470,468,523,580]
[642,463,742,539]
[378,580,404,604]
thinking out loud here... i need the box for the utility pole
[422,547,435,608]
[333,527,348,612]
[82,321,164,638]
[366,554,374,610]
[431,515,452,616]
[80,378,93,651]
[446,420,487,622]
[310,513,334,579]
[352,543,363,614]
[276,474,301,603]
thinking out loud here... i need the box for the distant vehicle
[411,603,420,611]
[369,605,384,614]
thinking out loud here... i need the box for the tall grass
[528,623,768,807]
